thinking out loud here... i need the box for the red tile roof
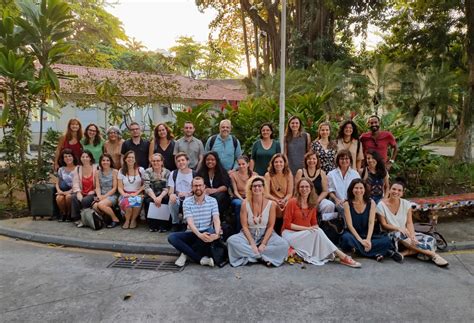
[54,64,247,102]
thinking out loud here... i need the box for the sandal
[129,221,137,229]
[122,221,130,229]
[375,254,384,262]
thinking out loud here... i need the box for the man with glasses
[360,115,398,169]
[173,121,204,170]
[121,122,150,169]
[168,176,221,267]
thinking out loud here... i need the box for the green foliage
[170,103,213,142]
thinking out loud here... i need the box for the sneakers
[200,256,215,267]
[432,254,449,267]
[175,253,187,267]
[340,256,361,268]
[387,250,404,263]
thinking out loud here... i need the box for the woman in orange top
[281,178,361,268]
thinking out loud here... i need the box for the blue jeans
[231,198,243,233]
[168,228,215,263]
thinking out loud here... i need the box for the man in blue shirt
[205,119,242,171]
[168,177,221,267]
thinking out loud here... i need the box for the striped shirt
[183,195,219,231]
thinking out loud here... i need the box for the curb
[0,226,179,255]
[444,241,474,252]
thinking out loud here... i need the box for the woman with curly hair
[336,120,364,170]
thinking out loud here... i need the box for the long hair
[197,151,229,184]
[347,178,370,204]
[99,153,115,170]
[154,123,174,142]
[79,150,95,166]
[237,155,253,177]
[121,150,138,175]
[284,116,303,145]
[84,123,102,146]
[58,148,78,167]
[267,153,290,176]
[245,176,265,206]
[259,122,275,139]
[303,151,321,172]
[337,120,359,140]
[294,178,318,209]
[316,122,337,150]
[366,149,387,178]
[63,118,83,143]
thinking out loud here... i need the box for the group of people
[53,115,449,269]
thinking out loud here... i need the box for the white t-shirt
[376,198,411,229]
[118,167,144,192]
[167,169,193,194]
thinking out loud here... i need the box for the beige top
[336,138,364,169]
[104,139,124,170]
[230,171,257,197]
[268,174,291,199]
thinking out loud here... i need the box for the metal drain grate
[108,257,184,272]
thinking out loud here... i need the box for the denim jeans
[169,198,183,224]
[168,228,215,263]
[231,198,243,233]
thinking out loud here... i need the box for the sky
[105,0,217,52]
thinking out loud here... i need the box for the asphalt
[0,214,473,255]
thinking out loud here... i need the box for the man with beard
[168,176,221,267]
[360,115,398,170]
[173,121,204,170]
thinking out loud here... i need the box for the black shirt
[121,138,150,169]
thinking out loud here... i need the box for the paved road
[1,237,473,322]
[426,145,474,157]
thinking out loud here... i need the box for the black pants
[71,193,95,221]
[143,195,170,230]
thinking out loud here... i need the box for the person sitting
[117,151,144,229]
[149,123,176,172]
[340,179,399,262]
[327,149,361,212]
[281,178,361,268]
[55,149,77,222]
[264,153,294,231]
[168,177,221,267]
[294,152,335,217]
[168,152,195,232]
[71,150,97,223]
[103,126,124,170]
[143,153,170,232]
[93,153,120,228]
[197,151,231,217]
[230,155,257,233]
[359,150,389,204]
[227,176,289,267]
[377,178,449,267]
[54,118,83,171]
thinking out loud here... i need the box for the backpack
[80,208,104,230]
[172,169,198,184]
[208,135,238,155]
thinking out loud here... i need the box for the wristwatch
[389,159,394,163]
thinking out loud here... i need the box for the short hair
[219,119,232,128]
[335,149,353,167]
[391,177,407,189]
[175,152,189,161]
[184,121,194,126]
[192,176,205,185]
[303,151,321,171]
[347,178,370,204]
[107,125,121,137]
[368,115,380,122]
[259,122,275,139]
[128,121,140,129]
[58,148,77,167]
[99,153,115,170]
[150,153,164,161]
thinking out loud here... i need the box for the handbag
[317,212,345,245]
[210,239,229,268]
[80,208,104,230]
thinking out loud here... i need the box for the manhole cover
[108,257,184,272]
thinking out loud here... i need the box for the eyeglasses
[340,157,350,161]
[88,129,97,133]
[108,131,118,135]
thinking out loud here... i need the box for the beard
[193,189,203,197]
[370,125,380,132]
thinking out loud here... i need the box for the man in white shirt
[168,152,195,232]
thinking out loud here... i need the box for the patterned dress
[312,140,336,174]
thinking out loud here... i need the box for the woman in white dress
[227,176,289,267]
[377,178,449,267]
[281,178,361,268]
[118,151,144,229]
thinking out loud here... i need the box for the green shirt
[81,139,104,163]
[251,140,281,176]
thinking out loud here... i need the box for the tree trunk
[240,5,252,79]
[36,105,44,179]
[454,1,474,162]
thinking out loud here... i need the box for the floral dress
[312,140,336,174]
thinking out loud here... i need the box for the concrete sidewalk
[0,216,473,254]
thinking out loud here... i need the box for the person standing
[54,118,83,171]
[284,116,311,175]
[250,123,281,176]
[81,123,104,163]
[312,122,337,174]
[149,123,176,172]
[173,121,204,170]
[104,126,124,170]
[168,177,221,267]
[336,120,364,170]
[121,122,150,169]
[360,115,397,169]
[205,119,242,171]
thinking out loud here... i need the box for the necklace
[252,198,265,225]
[271,174,286,192]
[305,168,317,179]
[126,169,137,184]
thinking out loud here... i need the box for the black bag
[80,208,105,230]
[318,213,345,245]
[414,223,448,250]
[210,239,229,268]
[30,183,59,220]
